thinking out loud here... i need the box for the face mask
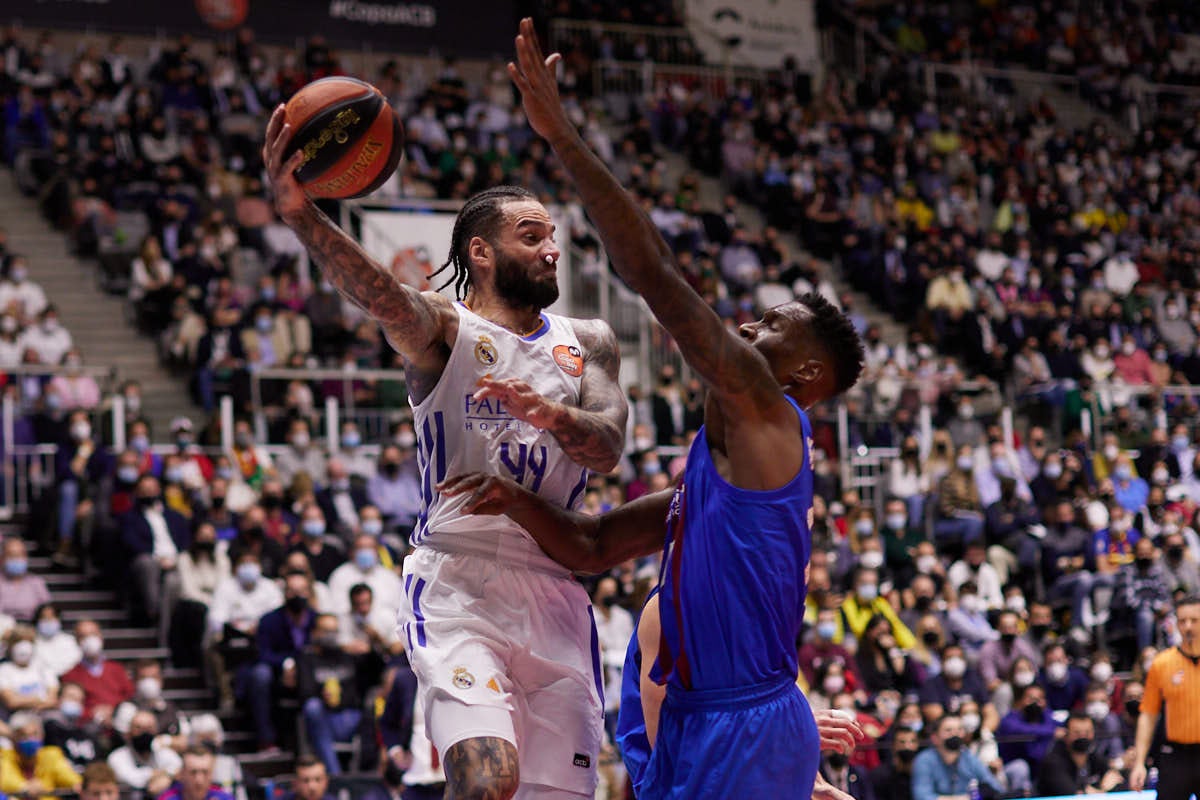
[131,732,156,753]
[131,435,150,453]
[1070,737,1093,754]
[957,455,974,471]
[943,657,967,679]
[855,519,873,536]
[117,465,140,484]
[1136,556,1153,570]
[382,461,401,477]
[291,433,310,449]
[816,621,837,640]
[857,584,878,602]
[42,319,59,333]
[1046,662,1069,684]
[285,595,309,614]
[1006,595,1026,613]
[1091,662,1111,686]
[164,466,184,484]
[1125,698,1141,716]
[1166,545,1185,561]
[642,461,662,476]
[10,640,34,665]
[1172,435,1190,452]
[942,735,964,752]
[0,317,15,334]
[355,549,378,570]
[896,748,918,764]
[886,513,907,530]
[827,752,849,770]
[916,555,937,574]
[138,677,162,699]
[341,432,361,449]
[137,494,161,510]
[1024,702,1045,722]
[1104,444,1119,461]
[922,630,940,647]
[1114,465,1132,480]
[60,699,83,719]
[395,431,416,448]
[1085,700,1109,721]
[960,595,981,613]
[10,269,27,284]
[16,739,41,759]
[958,404,974,420]
[302,520,325,537]
[216,466,235,480]
[80,635,103,659]
[71,422,91,441]
[5,557,28,577]
[314,633,339,650]
[1154,350,1168,362]
[361,519,383,537]
[235,563,261,586]
[234,432,253,448]
[38,619,61,639]
[255,316,273,333]
[1014,670,1035,688]
[860,551,884,570]
[1153,468,1169,484]
[1122,342,1136,356]
[823,675,845,694]
[1095,347,1110,359]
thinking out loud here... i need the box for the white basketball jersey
[409,302,590,574]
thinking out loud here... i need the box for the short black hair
[795,291,865,394]
[431,185,538,299]
[1177,594,1200,612]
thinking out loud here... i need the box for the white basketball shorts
[397,545,604,797]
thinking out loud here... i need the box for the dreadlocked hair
[430,185,538,299]
[795,290,866,395]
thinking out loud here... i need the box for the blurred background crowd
[0,0,1199,798]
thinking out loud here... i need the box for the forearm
[1133,712,1156,766]
[546,403,623,472]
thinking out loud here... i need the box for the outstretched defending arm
[438,472,670,574]
[263,106,449,391]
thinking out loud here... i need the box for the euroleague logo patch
[553,344,583,377]
[452,667,475,690]
[474,335,499,366]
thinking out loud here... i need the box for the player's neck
[464,290,543,337]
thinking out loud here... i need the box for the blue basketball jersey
[650,397,813,691]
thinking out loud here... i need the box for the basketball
[282,76,405,199]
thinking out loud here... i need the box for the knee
[303,697,324,720]
[250,662,274,688]
[443,738,520,800]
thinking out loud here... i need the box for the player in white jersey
[264,113,627,798]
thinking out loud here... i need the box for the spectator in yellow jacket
[0,712,81,800]
[841,566,917,649]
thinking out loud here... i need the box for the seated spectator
[19,306,72,366]
[879,496,924,585]
[982,478,1041,591]
[299,613,368,775]
[959,699,1006,792]
[47,351,100,410]
[0,625,59,712]
[31,603,81,677]
[0,257,48,321]
[918,643,994,729]
[856,614,923,696]
[157,745,234,800]
[911,713,1002,800]
[205,550,282,711]
[315,459,369,539]
[274,419,327,489]
[977,611,1040,694]
[172,522,229,668]
[338,582,403,666]
[366,445,421,539]
[808,661,850,713]
[79,761,121,800]
[798,607,860,691]
[997,683,1058,775]
[943,582,999,658]
[933,447,985,556]
[113,659,186,746]
[60,620,134,726]
[107,709,182,791]
[1034,712,1125,795]
[187,714,246,800]
[0,536,50,621]
[1081,681,1123,761]
[1043,500,1097,630]
[0,711,82,799]
[1111,536,1172,650]
[43,682,102,772]
[1161,528,1200,595]
[241,571,315,751]
[818,749,874,799]
[281,755,333,800]
[327,534,402,619]
[1111,454,1150,513]
[121,475,190,625]
[841,567,916,648]
[947,541,1004,612]
[869,725,919,800]
[335,423,375,480]
[1039,642,1089,712]
[288,504,345,583]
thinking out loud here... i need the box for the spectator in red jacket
[59,619,133,725]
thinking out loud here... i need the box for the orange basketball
[283,77,405,200]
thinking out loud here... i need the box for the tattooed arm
[438,472,670,574]
[443,737,520,799]
[262,106,450,397]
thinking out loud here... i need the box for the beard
[493,248,559,311]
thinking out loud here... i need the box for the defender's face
[737,302,815,392]
[492,200,560,310]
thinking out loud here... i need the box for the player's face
[492,200,560,311]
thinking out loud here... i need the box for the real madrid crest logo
[474,335,498,366]
[452,667,475,690]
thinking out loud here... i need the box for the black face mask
[942,735,964,752]
[1000,632,1017,644]
[1070,737,1093,754]
[131,732,155,753]
[1030,624,1050,639]
[244,526,265,540]
[1136,557,1153,570]
[262,494,283,510]
[1024,703,1045,722]
[922,630,940,647]
[915,595,933,613]
[1166,546,1184,561]
[827,752,848,770]
[210,495,225,510]
[137,494,161,508]
[1125,699,1141,716]
[601,595,620,608]
[194,541,215,555]
[285,595,308,614]
[382,462,401,477]
[896,748,918,764]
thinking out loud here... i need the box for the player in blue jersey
[439,19,868,799]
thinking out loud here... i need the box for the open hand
[507,18,573,144]
[438,473,528,516]
[474,375,562,429]
[262,105,310,221]
[813,709,866,754]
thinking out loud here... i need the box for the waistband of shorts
[418,532,574,580]
[664,676,797,712]
[1164,740,1200,752]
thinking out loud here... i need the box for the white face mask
[80,635,103,659]
[137,677,162,700]
[1014,670,1035,687]
[1086,701,1110,721]
[943,657,967,679]
[916,555,938,574]
[961,712,981,734]
[1046,661,1069,684]
[860,551,884,570]
[1091,662,1113,683]
[10,640,34,666]
[957,455,974,471]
